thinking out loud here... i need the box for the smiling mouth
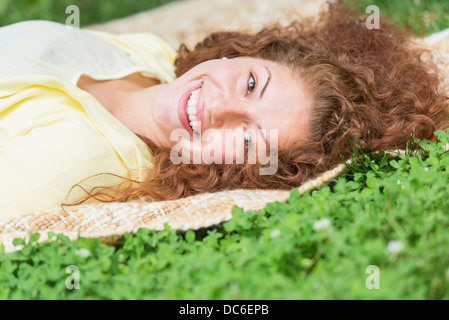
[186,87,201,134]
[178,82,203,135]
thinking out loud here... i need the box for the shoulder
[85,30,177,82]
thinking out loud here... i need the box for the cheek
[170,130,247,164]
[186,59,242,86]
[201,129,246,164]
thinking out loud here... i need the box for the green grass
[2,130,449,299]
[4,0,448,35]
[344,0,449,35]
[0,0,180,27]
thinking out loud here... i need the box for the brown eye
[247,73,256,95]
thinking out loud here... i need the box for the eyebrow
[259,66,271,99]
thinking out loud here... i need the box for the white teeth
[187,98,198,108]
[187,106,196,115]
[189,121,200,133]
[186,87,202,133]
[191,121,200,133]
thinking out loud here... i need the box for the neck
[123,83,171,149]
[77,73,170,150]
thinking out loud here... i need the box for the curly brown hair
[64,1,449,205]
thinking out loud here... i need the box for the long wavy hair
[64,1,449,205]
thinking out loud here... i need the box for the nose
[206,79,250,130]
[203,59,252,131]
[209,101,249,129]
[202,105,249,164]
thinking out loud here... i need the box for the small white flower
[75,248,90,258]
[424,167,429,172]
[386,240,403,255]
[397,180,401,185]
[313,218,332,232]
[270,229,281,238]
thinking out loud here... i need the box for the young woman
[1,3,448,219]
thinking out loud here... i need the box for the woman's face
[149,57,312,165]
